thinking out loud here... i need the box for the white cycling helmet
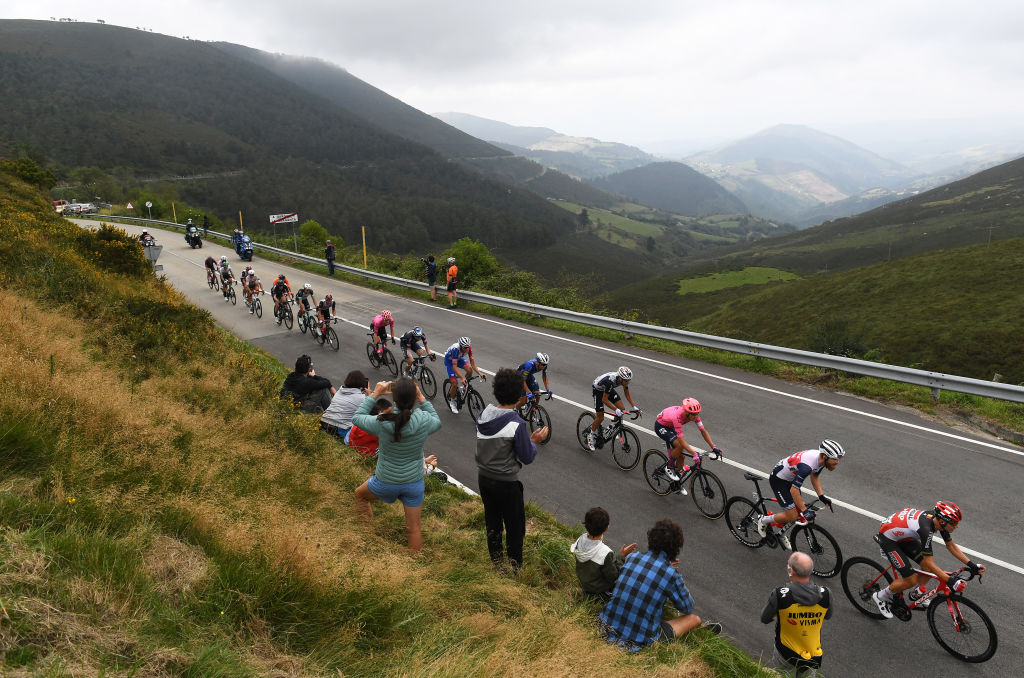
[220,256,227,262]
[535,352,549,365]
[616,366,632,381]
[819,439,845,459]
[447,257,455,264]
[458,336,471,348]
[303,283,312,290]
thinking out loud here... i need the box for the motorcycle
[184,227,203,249]
[238,234,254,261]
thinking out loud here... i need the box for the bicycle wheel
[382,349,399,377]
[466,387,485,421]
[419,365,437,399]
[228,287,236,305]
[690,469,727,519]
[366,343,381,368]
[298,313,308,334]
[214,276,221,291]
[724,496,766,548]
[442,379,455,405]
[528,404,552,445]
[325,327,339,352]
[254,298,262,318]
[282,306,293,330]
[575,412,595,450]
[642,449,673,495]
[312,324,325,345]
[927,594,997,663]
[790,524,842,578]
[840,557,892,619]
[611,427,641,471]
[207,273,215,290]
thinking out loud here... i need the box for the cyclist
[370,309,395,355]
[585,367,640,451]
[315,294,336,334]
[295,283,317,326]
[239,265,254,298]
[400,326,433,375]
[443,336,486,413]
[756,440,845,550]
[871,502,985,619]
[244,269,264,313]
[270,274,292,324]
[218,256,234,301]
[204,255,218,281]
[654,398,722,483]
[516,352,551,410]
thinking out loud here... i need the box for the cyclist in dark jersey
[584,367,639,451]
[316,294,336,332]
[871,502,985,619]
[271,274,291,324]
[399,326,433,374]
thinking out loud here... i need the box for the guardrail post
[930,387,941,401]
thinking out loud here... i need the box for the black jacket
[324,244,335,260]
[281,371,332,402]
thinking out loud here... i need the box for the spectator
[280,354,335,413]
[353,377,442,554]
[320,370,369,439]
[346,397,392,457]
[599,518,721,652]
[420,255,438,301]
[445,257,458,308]
[325,240,336,276]
[571,506,637,601]
[202,214,209,236]
[475,367,548,572]
[760,552,832,677]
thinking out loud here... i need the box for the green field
[552,200,663,236]
[677,267,802,294]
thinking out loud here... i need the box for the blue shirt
[598,550,695,652]
[518,359,546,377]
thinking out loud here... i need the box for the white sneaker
[756,515,768,538]
[778,533,792,551]
[663,465,681,482]
[276,319,282,325]
[448,399,459,414]
[872,591,894,619]
[585,430,596,451]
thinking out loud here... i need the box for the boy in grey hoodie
[571,506,638,601]
[475,367,549,570]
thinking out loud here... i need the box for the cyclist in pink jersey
[654,398,721,483]
[370,309,395,355]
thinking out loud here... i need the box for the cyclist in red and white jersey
[654,398,722,482]
[871,502,985,619]
[755,440,845,550]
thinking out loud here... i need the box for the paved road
[98,222,1023,677]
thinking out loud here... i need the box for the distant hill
[588,162,748,216]
[434,112,557,148]
[688,124,915,223]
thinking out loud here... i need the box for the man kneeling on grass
[599,518,721,652]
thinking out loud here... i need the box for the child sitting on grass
[346,398,392,457]
[571,506,637,602]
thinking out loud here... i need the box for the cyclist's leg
[654,423,681,466]
[763,475,800,525]
[591,390,607,432]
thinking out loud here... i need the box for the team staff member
[761,552,832,677]
[446,257,458,308]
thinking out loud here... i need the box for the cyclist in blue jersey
[443,336,486,413]
[516,352,551,409]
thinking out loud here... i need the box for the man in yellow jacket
[761,552,832,677]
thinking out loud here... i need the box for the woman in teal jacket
[353,377,442,553]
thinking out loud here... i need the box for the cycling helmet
[220,256,227,262]
[303,283,312,290]
[617,366,633,381]
[535,352,549,365]
[413,326,424,337]
[934,501,962,524]
[681,397,701,415]
[245,266,252,272]
[142,230,149,234]
[278,274,285,280]
[458,336,471,348]
[187,218,193,224]
[819,439,845,459]
[382,310,392,321]
[447,257,455,264]
[324,294,333,303]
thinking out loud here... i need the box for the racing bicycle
[840,543,996,663]
[243,290,263,318]
[366,333,399,377]
[443,374,485,421]
[206,268,220,291]
[575,410,642,470]
[641,447,727,519]
[724,472,842,578]
[274,298,294,329]
[403,354,438,399]
[222,279,237,305]
[311,315,340,351]
[518,390,552,445]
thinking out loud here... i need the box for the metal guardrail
[80,214,1024,404]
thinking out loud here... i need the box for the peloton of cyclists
[315,294,336,334]
[654,398,722,485]
[516,352,551,410]
[400,326,434,375]
[585,367,640,451]
[370,309,395,356]
[295,283,317,325]
[871,502,985,619]
[443,336,486,413]
[271,274,292,324]
[218,256,234,301]
[756,440,845,550]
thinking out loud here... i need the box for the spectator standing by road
[325,240,336,276]
[571,506,637,601]
[353,377,441,554]
[280,354,336,413]
[421,255,438,301]
[760,552,832,677]
[445,257,459,308]
[475,367,548,572]
[202,214,209,237]
[320,370,369,440]
[599,518,721,652]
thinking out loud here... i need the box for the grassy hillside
[588,162,748,216]
[0,172,770,675]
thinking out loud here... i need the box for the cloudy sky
[7,1,1024,150]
